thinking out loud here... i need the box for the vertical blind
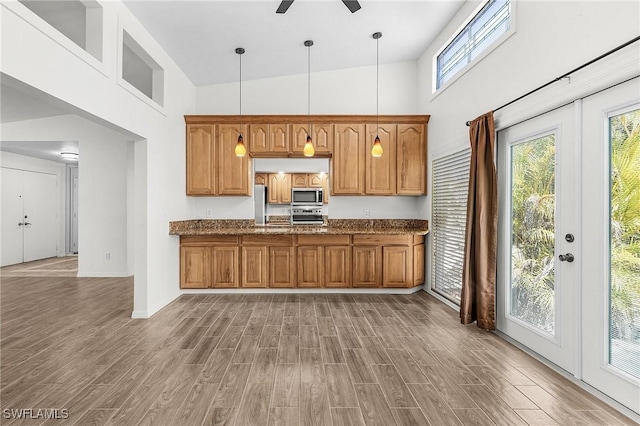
[431,148,471,303]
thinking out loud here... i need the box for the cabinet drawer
[242,235,294,245]
[181,235,239,245]
[352,235,412,245]
[297,235,350,245]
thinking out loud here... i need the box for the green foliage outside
[510,135,556,334]
[609,110,640,344]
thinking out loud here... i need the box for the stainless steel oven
[291,206,324,225]
[291,188,323,206]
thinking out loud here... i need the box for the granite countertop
[169,219,429,236]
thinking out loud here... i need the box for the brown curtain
[460,111,498,330]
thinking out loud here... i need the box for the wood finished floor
[0,274,635,425]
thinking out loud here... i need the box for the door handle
[559,253,574,263]
[24,222,32,226]
[18,222,24,226]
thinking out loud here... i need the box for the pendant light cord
[239,52,242,116]
[376,34,379,136]
[307,42,311,137]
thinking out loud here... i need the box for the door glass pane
[609,108,640,379]
[510,134,556,335]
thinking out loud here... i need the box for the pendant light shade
[304,40,315,157]
[371,32,383,157]
[303,135,314,157]
[235,134,246,156]
[371,135,383,157]
[235,47,246,157]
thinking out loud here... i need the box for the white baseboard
[180,285,425,295]
[131,310,148,319]
[76,270,133,278]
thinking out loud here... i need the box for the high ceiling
[122,0,465,86]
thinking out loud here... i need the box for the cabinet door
[397,124,426,195]
[268,173,292,204]
[186,125,216,195]
[366,124,397,195]
[352,246,381,287]
[332,124,365,195]
[291,124,332,154]
[312,124,333,153]
[270,246,296,288]
[413,243,425,285]
[242,246,268,288]
[180,245,210,289]
[211,246,239,288]
[298,246,323,288]
[292,173,309,188]
[249,124,269,153]
[269,124,289,152]
[255,173,267,186]
[325,245,351,288]
[382,246,412,288]
[218,124,251,195]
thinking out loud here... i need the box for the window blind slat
[431,148,471,304]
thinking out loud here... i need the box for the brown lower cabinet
[180,234,425,289]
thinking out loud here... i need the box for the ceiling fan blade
[341,0,361,13]
[276,0,294,14]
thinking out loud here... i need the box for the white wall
[1,0,196,317]
[0,151,67,256]
[418,0,640,159]
[1,114,133,277]
[195,61,425,220]
[197,61,418,115]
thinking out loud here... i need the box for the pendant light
[303,40,315,157]
[371,32,383,158]
[235,47,247,157]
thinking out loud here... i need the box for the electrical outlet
[205,209,214,218]
[364,209,371,218]
[105,252,111,260]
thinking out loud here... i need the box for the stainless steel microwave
[291,188,323,206]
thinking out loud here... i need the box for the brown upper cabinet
[186,125,216,195]
[255,173,267,186]
[365,124,397,195]
[291,123,332,155]
[397,124,426,195]
[268,173,292,204]
[185,116,428,197]
[292,173,308,188]
[186,123,251,196]
[249,123,289,154]
[332,124,365,195]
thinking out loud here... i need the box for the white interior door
[497,104,576,373]
[1,167,25,266]
[22,170,58,262]
[581,79,640,413]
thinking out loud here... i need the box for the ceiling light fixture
[303,40,315,157]
[371,32,383,158]
[61,152,79,161]
[235,47,247,157]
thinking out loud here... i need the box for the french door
[497,104,577,374]
[497,78,640,414]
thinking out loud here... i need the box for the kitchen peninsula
[170,219,428,290]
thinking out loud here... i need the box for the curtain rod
[465,35,640,126]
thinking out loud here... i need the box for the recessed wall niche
[121,30,165,107]
[18,0,103,61]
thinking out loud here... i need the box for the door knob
[559,253,574,263]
